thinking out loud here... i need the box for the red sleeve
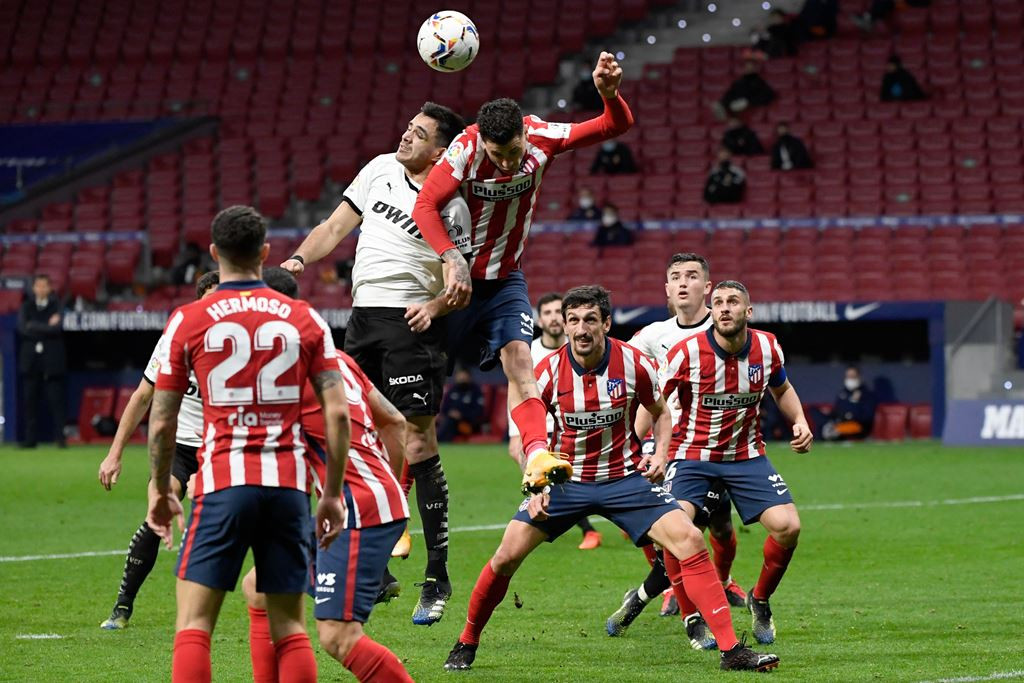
[153,308,191,393]
[636,352,658,407]
[560,95,634,153]
[412,161,463,257]
[537,358,555,410]
[303,306,342,377]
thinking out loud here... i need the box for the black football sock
[409,455,449,583]
[577,517,597,534]
[639,553,671,603]
[115,521,161,609]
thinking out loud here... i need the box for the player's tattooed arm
[312,369,344,393]
[148,389,184,494]
[441,249,472,309]
[314,370,351,500]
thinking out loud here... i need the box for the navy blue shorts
[175,486,313,594]
[314,519,407,623]
[512,472,680,546]
[666,457,794,525]
[445,270,534,371]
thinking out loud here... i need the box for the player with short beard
[282,103,471,625]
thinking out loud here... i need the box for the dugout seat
[873,403,910,441]
[908,404,933,439]
[78,387,117,443]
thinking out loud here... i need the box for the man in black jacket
[18,274,67,448]
[770,122,813,170]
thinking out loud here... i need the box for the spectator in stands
[714,59,776,120]
[568,187,602,221]
[591,203,633,247]
[571,59,605,111]
[751,9,799,58]
[819,366,877,441]
[170,242,208,285]
[17,274,66,448]
[880,55,927,102]
[793,0,839,41]
[703,148,746,204]
[722,116,765,156]
[590,139,637,174]
[771,122,814,170]
[437,366,486,442]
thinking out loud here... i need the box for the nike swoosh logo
[314,597,330,604]
[613,307,649,325]
[557,390,574,396]
[843,302,881,321]
[776,488,788,496]
[712,606,727,615]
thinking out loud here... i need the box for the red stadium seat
[874,404,909,441]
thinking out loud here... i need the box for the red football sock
[459,561,512,646]
[511,398,549,458]
[641,544,658,568]
[753,535,797,601]
[173,629,211,683]
[660,549,698,617]
[342,635,413,682]
[710,530,738,584]
[274,632,317,683]
[247,607,277,683]
[399,460,413,497]
[665,550,738,652]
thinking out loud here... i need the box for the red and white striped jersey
[154,280,341,497]
[300,351,409,529]
[662,328,788,462]
[536,338,660,482]
[413,96,634,279]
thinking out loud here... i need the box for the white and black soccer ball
[416,11,479,73]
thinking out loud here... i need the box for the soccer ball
[417,11,479,72]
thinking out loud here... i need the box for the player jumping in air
[607,253,747,647]
[147,206,348,683]
[508,291,602,550]
[242,267,413,683]
[282,103,471,625]
[412,51,632,538]
[662,280,812,645]
[442,286,779,674]
[96,270,220,630]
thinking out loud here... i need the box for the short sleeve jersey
[154,280,342,496]
[629,311,712,425]
[143,335,204,447]
[344,153,471,307]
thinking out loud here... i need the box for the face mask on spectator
[844,378,861,392]
[602,141,616,152]
[601,211,618,227]
[579,196,594,209]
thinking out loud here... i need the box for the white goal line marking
[1,493,1022,564]
[918,671,1024,683]
[15,633,64,640]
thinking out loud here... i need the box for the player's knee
[241,571,260,606]
[772,516,801,546]
[489,547,523,577]
[317,620,362,661]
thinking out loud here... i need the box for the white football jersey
[344,154,471,306]
[629,310,712,424]
[509,336,564,438]
[144,334,204,447]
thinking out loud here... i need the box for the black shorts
[344,307,447,417]
[173,443,199,496]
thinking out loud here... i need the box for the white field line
[15,633,63,640]
[1,493,1022,564]
[918,671,1024,683]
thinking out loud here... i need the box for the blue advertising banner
[943,399,1024,446]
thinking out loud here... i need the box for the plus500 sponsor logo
[563,407,625,431]
[700,392,760,410]
[470,175,534,200]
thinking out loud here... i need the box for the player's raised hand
[146,492,184,550]
[790,423,813,453]
[593,51,623,98]
[316,494,347,550]
[98,450,122,490]
[441,250,472,309]
[527,488,551,521]
[280,257,305,275]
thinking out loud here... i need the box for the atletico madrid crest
[748,364,763,384]
[607,378,625,399]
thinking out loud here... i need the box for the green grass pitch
[1,443,1022,682]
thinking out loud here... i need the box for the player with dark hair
[606,253,748,647]
[147,205,348,682]
[282,102,471,625]
[96,270,220,630]
[443,285,779,673]
[241,267,413,683]
[508,291,601,550]
[411,52,634,524]
[661,280,812,646]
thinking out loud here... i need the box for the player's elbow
[325,404,351,434]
